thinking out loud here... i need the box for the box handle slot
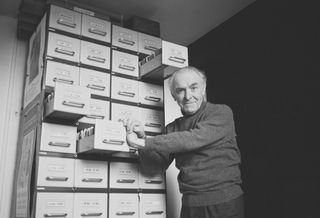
[145,123,162,128]
[129,148,137,153]
[87,84,106,91]
[89,28,107,36]
[48,142,71,147]
[44,213,68,217]
[118,64,135,71]
[145,180,163,184]
[145,211,164,215]
[144,45,158,52]
[116,212,135,216]
[116,179,135,183]
[168,56,186,64]
[57,19,76,28]
[55,47,75,56]
[81,212,103,217]
[53,77,74,85]
[87,55,106,63]
[118,38,135,46]
[118,91,135,98]
[46,176,68,181]
[144,96,161,102]
[82,178,103,183]
[85,114,105,120]
[62,101,85,108]
[102,139,125,145]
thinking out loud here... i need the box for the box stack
[19,2,188,218]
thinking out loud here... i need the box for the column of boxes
[24,3,190,218]
[106,22,176,218]
[31,5,110,218]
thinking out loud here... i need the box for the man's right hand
[122,119,146,139]
[126,131,145,149]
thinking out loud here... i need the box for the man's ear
[202,83,207,95]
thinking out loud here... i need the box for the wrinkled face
[171,69,206,115]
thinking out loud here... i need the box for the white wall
[164,78,182,218]
[0,16,27,218]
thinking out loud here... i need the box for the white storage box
[40,122,77,154]
[47,32,81,63]
[109,193,139,218]
[79,67,111,97]
[140,40,188,81]
[78,99,110,124]
[111,103,140,122]
[77,120,130,154]
[111,76,139,103]
[81,14,111,43]
[37,156,75,187]
[112,50,139,77]
[139,194,166,218]
[138,32,162,56]
[139,170,166,190]
[138,81,164,107]
[80,40,111,69]
[112,25,138,52]
[109,162,139,189]
[49,5,81,35]
[45,60,80,88]
[45,83,90,121]
[74,159,108,188]
[35,192,74,218]
[139,108,164,133]
[73,193,108,218]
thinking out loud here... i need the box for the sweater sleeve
[143,105,236,154]
[138,149,174,175]
[137,120,176,174]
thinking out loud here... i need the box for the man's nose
[184,89,192,100]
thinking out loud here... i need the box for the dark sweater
[139,102,243,206]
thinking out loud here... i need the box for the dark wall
[189,1,319,218]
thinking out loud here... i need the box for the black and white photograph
[0,0,317,218]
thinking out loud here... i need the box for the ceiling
[0,0,255,45]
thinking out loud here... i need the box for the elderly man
[126,66,244,218]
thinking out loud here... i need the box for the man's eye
[191,86,198,90]
[176,89,184,94]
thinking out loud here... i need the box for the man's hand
[126,131,145,149]
[123,119,146,139]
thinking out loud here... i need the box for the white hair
[169,66,207,95]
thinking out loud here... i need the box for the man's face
[172,69,206,115]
